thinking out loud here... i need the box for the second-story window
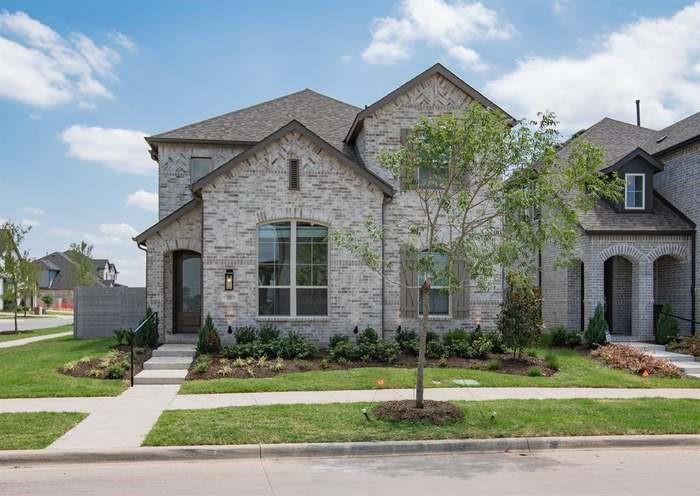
[190,157,213,183]
[624,173,645,210]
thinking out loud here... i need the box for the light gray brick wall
[200,129,385,345]
[157,143,248,219]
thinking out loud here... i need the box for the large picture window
[418,251,450,316]
[258,221,328,316]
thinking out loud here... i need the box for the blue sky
[2,0,700,285]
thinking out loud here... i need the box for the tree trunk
[13,308,17,333]
[416,280,431,409]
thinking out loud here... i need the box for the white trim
[624,173,645,210]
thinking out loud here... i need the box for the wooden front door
[173,250,202,333]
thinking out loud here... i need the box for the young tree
[0,222,39,332]
[67,241,96,287]
[41,294,54,310]
[334,104,623,408]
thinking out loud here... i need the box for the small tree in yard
[334,103,623,409]
[41,294,54,310]
[0,222,40,332]
[67,241,96,287]
[585,303,608,348]
[498,273,542,359]
[197,313,221,354]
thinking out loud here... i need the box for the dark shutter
[451,259,470,319]
[289,159,299,190]
[400,247,418,318]
[399,128,409,146]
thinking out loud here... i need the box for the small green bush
[357,327,379,347]
[656,303,679,345]
[442,328,469,349]
[105,362,128,379]
[329,340,359,362]
[585,304,608,348]
[527,367,542,377]
[550,326,582,348]
[258,324,280,343]
[196,314,221,354]
[486,359,501,371]
[193,355,212,374]
[544,352,560,370]
[113,328,133,346]
[329,334,349,348]
[497,273,542,359]
[394,328,418,355]
[470,335,494,359]
[426,340,447,359]
[278,331,317,360]
[234,326,257,344]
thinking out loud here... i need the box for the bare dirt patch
[374,399,464,425]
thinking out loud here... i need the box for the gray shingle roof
[644,111,700,155]
[578,193,694,233]
[148,89,361,155]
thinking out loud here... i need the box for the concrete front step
[143,356,192,370]
[133,369,188,385]
[152,344,196,358]
[647,351,696,362]
[625,342,666,353]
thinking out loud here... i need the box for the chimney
[635,99,641,126]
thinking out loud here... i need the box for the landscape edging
[2,434,699,465]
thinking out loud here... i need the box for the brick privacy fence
[74,286,146,339]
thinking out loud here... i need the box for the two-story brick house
[135,64,511,344]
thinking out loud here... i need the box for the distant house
[35,252,121,309]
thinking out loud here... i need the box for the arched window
[258,221,328,316]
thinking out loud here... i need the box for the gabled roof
[134,199,200,245]
[190,120,395,196]
[34,251,110,290]
[147,89,360,157]
[344,63,515,143]
[599,147,664,174]
[644,110,700,156]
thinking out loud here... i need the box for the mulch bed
[374,400,464,425]
[59,346,152,380]
[187,353,555,380]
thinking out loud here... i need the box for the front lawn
[0,335,127,398]
[0,324,72,343]
[179,348,700,394]
[144,398,700,446]
[0,412,86,449]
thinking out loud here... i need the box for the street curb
[2,434,700,465]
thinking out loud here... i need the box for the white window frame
[257,220,328,318]
[417,252,451,317]
[624,173,645,210]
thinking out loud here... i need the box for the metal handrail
[129,311,158,387]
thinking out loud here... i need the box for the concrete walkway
[0,396,112,413]
[0,316,72,332]
[48,385,179,450]
[0,331,72,349]
[169,386,700,409]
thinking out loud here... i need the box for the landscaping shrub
[193,355,212,374]
[113,328,133,346]
[258,324,281,343]
[442,328,469,349]
[550,326,582,348]
[105,362,129,379]
[486,358,501,371]
[329,340,360,362]
[196,314,221,354]
[591,344,682,377]
[656,303,679,345]
[357,327,379,347]
[668,336,700,356]
[277,331,317,360]
[426,331,440,343]
[363,340,400,363]
[426,340,447,359]
[134,307,159,348]
[329,334,349,349]
[497,273,542,359]
[585,304,608,348]
[544,352,560,370]
[394,328,418,355]
[527,367,543,377]
[470,335,494,359]
[234,326,258,344]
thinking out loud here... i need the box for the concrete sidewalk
[170,386,700,409]
[0,396,112,413]
[0,316,72,333]
[48,385,179,450]
[0,331,72,349]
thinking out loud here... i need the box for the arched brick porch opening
[653,254,692,335]
[604,256,634,335]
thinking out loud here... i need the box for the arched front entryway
[604,256,633,336]
[172,250,202,333]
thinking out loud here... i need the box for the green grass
[0,324,72,342]
[0,335,126,398]
[144,398,700,446]
[179,348,700,394]
[0,412,86,449]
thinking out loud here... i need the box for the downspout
[381,195,386,339]
[580,261,585,333]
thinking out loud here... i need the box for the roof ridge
[599,116,657,132]
[150,89,358,140]
[301,88,361,111]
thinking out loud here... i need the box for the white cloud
[108,30,136,52]
[126,190,158,212]
[98,223,138,239]
[486,2,700,133]
[61,125,154,175]
[362,0,513,71]
[22,206,45,216]
[0,10,122,108]
[20,218,40,227]
[50,222,138,246]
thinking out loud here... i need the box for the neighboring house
[35,252,121,309]
[135,63,511,344]
[541,115,700,341]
